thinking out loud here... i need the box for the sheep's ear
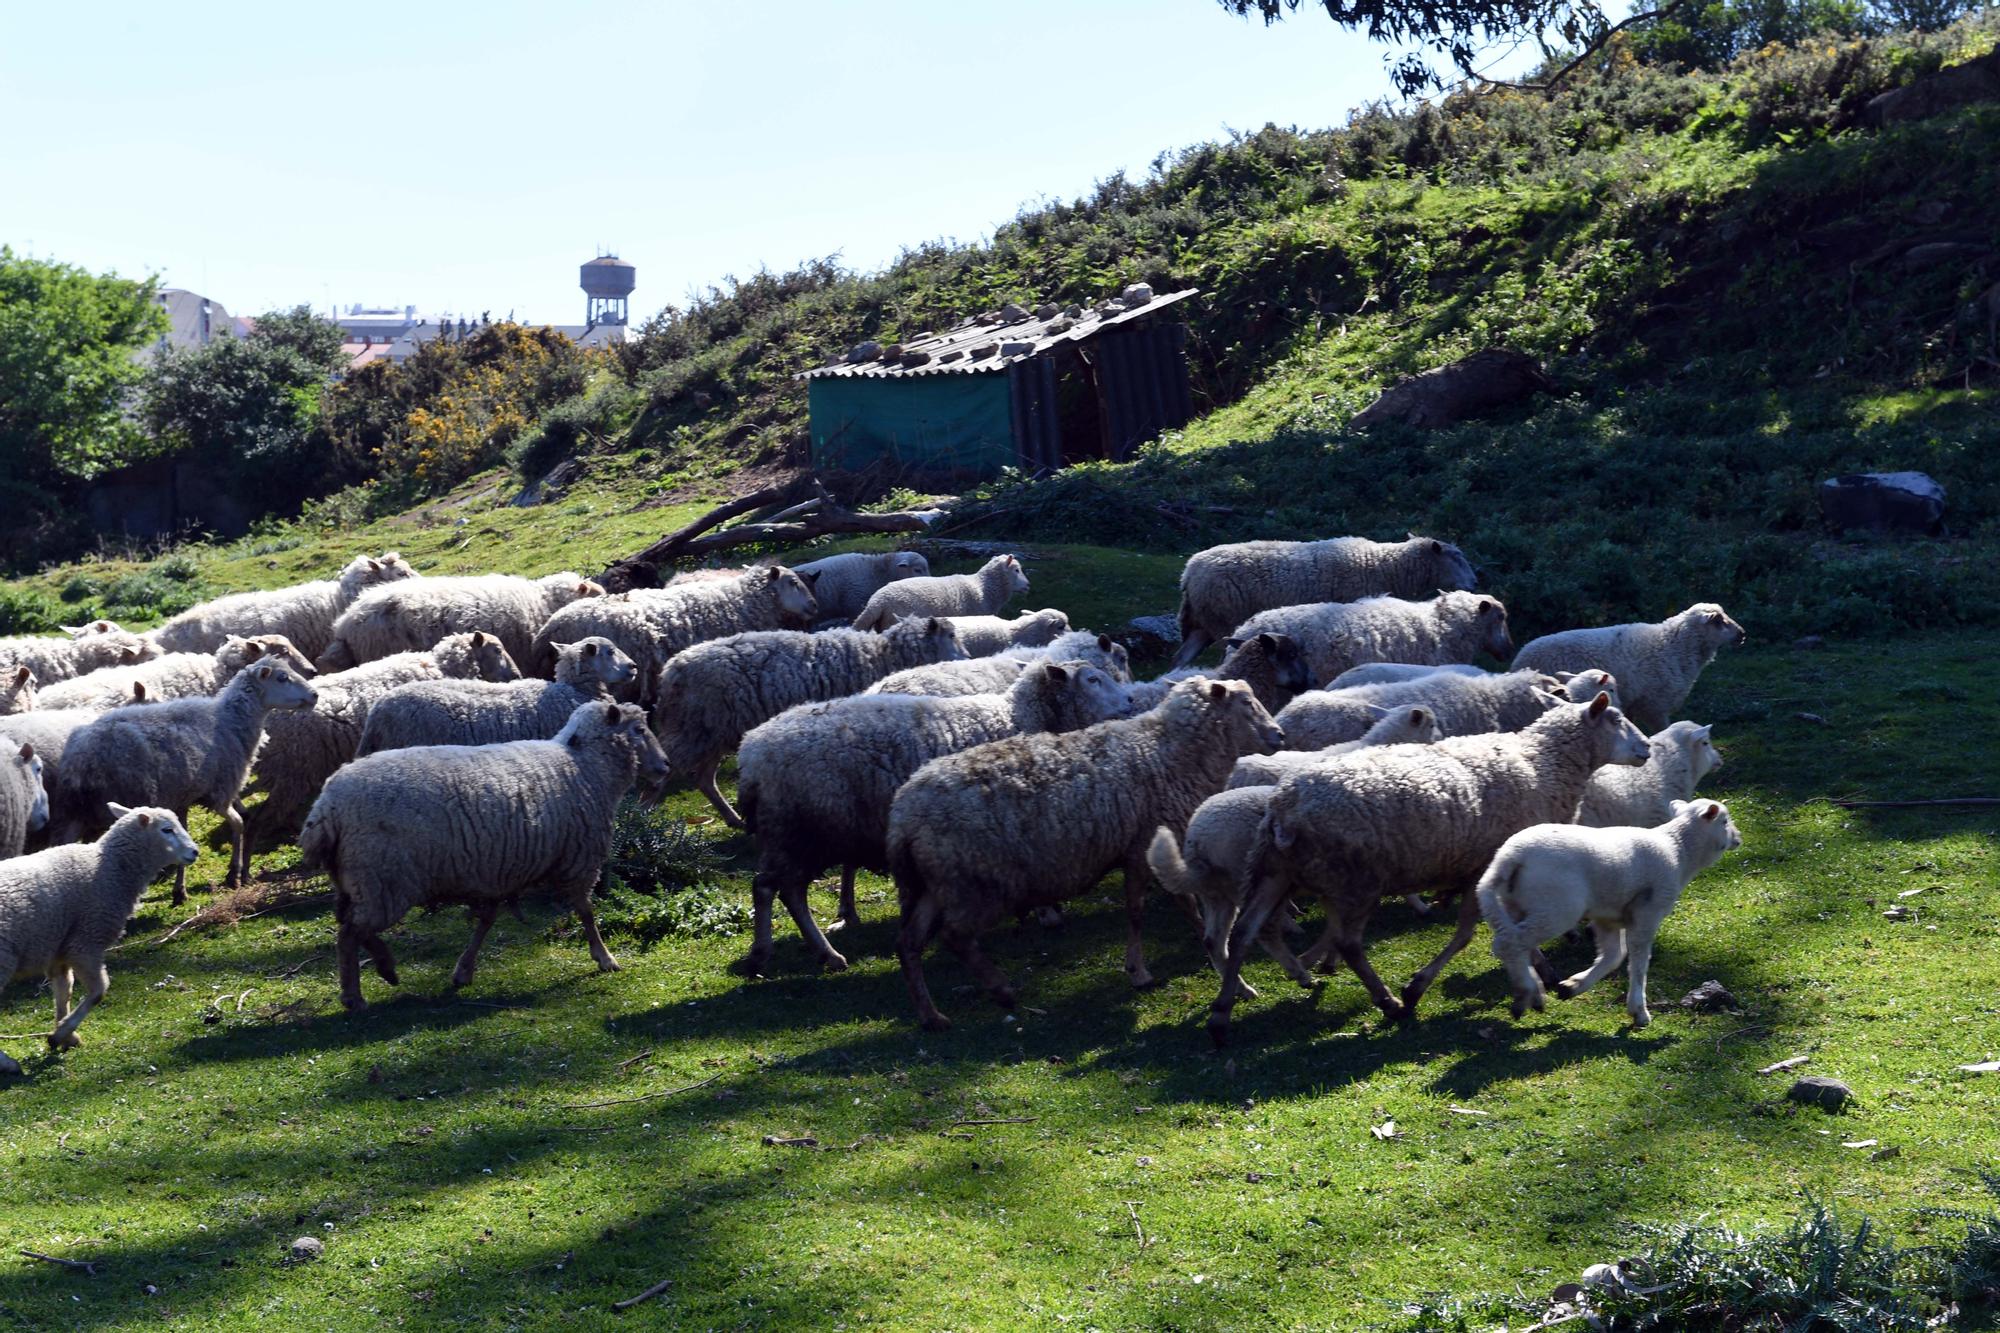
[1707,611,1725,625]
[106,801,132,820]
[1207,681,1228,703]
[1701,802,1721,821]
[1430,540,1443,553]
[1588,692,1611,716]
[132,681,148,700]
[1096,634,1113,651]
[471,631,488,647]
[603,703,621,724]
[764,567,781,584]
[1256,632,1280,651]
[1043,662,1069,683]
[16,741,32,761]
[1698,725,1713,739]
[801,570,821,586]
[1410,708,1428,725]
[1480,598,1500,613]
[926,617,943,632]
[121,646,143,663]
[1552,670,1575,683]
[61,623,85,635]
[258,665,273,679]
[367,558,381,572]
[12,665,29,686]
[582,642,598,656]
[1222,637,1242,653]
[243,641,266,660]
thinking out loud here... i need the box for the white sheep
[147,552,419,660]
[0,805,199,1073]
[939,608,1069,656]
[791,550,930,623]
[1512,604,1746,733]
[868,630,1131,697]
[887,678,1285,1030]
[1478,800,1743,1026]
[0,738,49,859]
[1172,535,1477,667]
[1272,668,1573,751]
[318,571,605,674]
[851,554,1029,632]
[1233,591,1514,688]
[299,701,667,1011]
[36,634,317,712]
[1328,661,1489,689]
[1204,694,1652,1042]
[62,663,319,903]
[355,637,635,757]
[735,659,1130,974]
[1121,631,1313,717]
[0,665,35,717]
[1576,721,1722,827]
[0,623,159,685]
[652,616,966,826]
[0,709,103,850]
[1227,704,1443,789]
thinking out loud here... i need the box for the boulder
[1349,349,1552,432]
[1786,1075,1854,1111]
[1819,471,1946,537]
[1121,614,1183,660]
[1679,979,1736,1011]
[1863,48,2000,127]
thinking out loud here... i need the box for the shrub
[594,802,746,944]
[0,585,66,636]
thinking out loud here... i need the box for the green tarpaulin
[808,374,1015,476]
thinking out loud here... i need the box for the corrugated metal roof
[798,286,1198,380]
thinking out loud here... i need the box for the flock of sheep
[0,533,1747,1071]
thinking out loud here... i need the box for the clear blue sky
[0,1,1538,327]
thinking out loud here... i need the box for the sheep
[0,623,159,685]
[940,608,1069,656]
[1228,705,1443,789]
[37,634,317,713]
[1205,693,1652,1042]
[146,552,419,660]
[0,665,35,717]
[0,709,105,850]
[1512,604,1746,733]
[528,567,819,699]
[1172,534,1477,667]
[734,659,1130,974]
[1121,631,1312,716]
[1576,721,1722,828]
[1272,668,1574,753]
[851,554,1029,632]
[887,678,1285,1030]
[868,630,1131,697]
[0,738,48,859]
[1231,592,1514,689]
[245,632,523,848]
[652,616,967,827]
[1478,799,1743,1027]
[355,637,636,757]
[298,701,667,1011]
[0,806,200,1073]
[791,550,930,623]
[1327,661,1622,703]
[318,571,606,674]
[62,663,319,904]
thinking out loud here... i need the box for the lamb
[37,634,317,712]
[868,630,1131,697]
[1227,705,1443,789]
[0,665,34,717]
[1121,631,1312,716]
[1478,800,1743,1027]
[734,659,1130,975]
[0,806,199,1073]
[1272,668,1572,752]
[0,739,48,859]
[791,550,930,623]
[1512,604,1746,733]
[299,701,667,1011]
[940,608,1069,656]
[528,566,819,697]
[355,637,636,757]
[146,552,419,660]
[1233,591,1514,689]
[245,632,523,848]
[1204,693,1652,1043]
[0,710,104,849]
[61,663,319,904]
[1172,535,1477,667]
[851,554,1029,632]
[1576,721,1722,828]
[318,571,605,674]
[0,623,159,685]
[888,678,1285,1030]
[1326,662,1620,706]
[652,616,966,827]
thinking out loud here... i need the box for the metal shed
[798,286,1198,479]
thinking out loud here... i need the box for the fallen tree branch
[627,477,815,566]
[669,506,930,560]
[611,1277,673,1311]
[1831,797,1999,809]
[948,1116,1038,1127]
[562,1071,723,1111]
[1125,1201,1150,1250]
[18,1250,97,1275]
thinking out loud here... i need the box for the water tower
[580,253,636,326]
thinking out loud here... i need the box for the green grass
[4,596,1996,1329]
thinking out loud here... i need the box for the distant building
[142,288,252,358]
[334,254,639,371]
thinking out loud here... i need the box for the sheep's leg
[451,906,498,988]
[746,876,779,973]
[1205,937,1258,1000]
[48,957,109,1050]
[336,924,368,1012]
[1622,920,1660,1029]
[223,802,247,891]
[1399,890,1481,1017]
[1169,629,1212,671]
[897,893,950,1032]
[1326,922,1404,1022]
[1555,923,1626,1000]
[777,884,848,973]
[360,933,399,984]
[1301,916,1342,973]
[1207,872,1290,1044]
[1490,922,1548,1018]
[1257,923,1320,990]
[49,963,73,1026]
[696,761,744,829]
[825,866,860,933]
[1404,893,1434,918]
[573,896,621,973]
[944,927,1017,1012]
[1530,947,1562,987]
[1122,856,1154,988]
[0,948,19,1073]
[172,863,188,908]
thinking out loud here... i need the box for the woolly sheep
[147,552,418,660]
[1228,704,1443,789]
[1232,591,1513,689]
[0,623,159,685]
[1121,631,1312,716]
[0,665,35,717]
[1272,668,1573,752]
[939,608,1070,656]
[37,634,317,712]
[355,637,635,757]
[652,617,966,826]
[888,678,1284,1030]
[851,554,1029,632]
[735,659,1130,974]
[318,571,605,675]
[245,632,522,848]
[1575,721,1722,828]
[1512,603,1746,733]
[1172,535,1477,667]
[0,806,199,1073]
[792,550,930,623]
[529,567,818,699]
[1205,694,1651,1042]
[1327,661,1622,704]
[62,663,319,903]
[868,630,1131,697]
[1479,799,1742,1027]
[0,709,103,850]
[0,738,49,859]
[299,702,667,1011]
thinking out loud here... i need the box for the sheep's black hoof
[1553,980,1578,1001]
[1206,1012,1232,1048]
[919,1012,952,1033]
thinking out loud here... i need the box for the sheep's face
[1672,799,1743,859]
[887,616,967,664]
[599,702,669,791]
[62,619,123,639]
[1372,706,1441,746]
[109,805,200,867]
[0,665,35,716]
[887,552,930,581]
[229,634,317,680]
[1424,537,1478,591]
[360,551,419,588]
[1041,660,1129,726]
[1664,721,1723,782]
[1555,669,1620,709]
[1685,603,1746,650]
[1195,679,1285,756]
[1020,609,1071,646]
[1474,596,1514,660]
[766,567,819,626]
[82,632,162,673]
[1225,632,1311,699]
[14,742,46,833]
[992,554,1030,598]
[468,631,522,682]
[1580,692,1650,767]
[566,638,638,687]
[1089,633,1133,682]
[249,663,319,713]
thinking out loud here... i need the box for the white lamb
[1478,800,1743,1027]
[319,571,605,674]
[1576,721,1722,828]
[941,608,1070,656]
[147,552,418,660]
[36,635,317,712]
[851,554,1029,632]
[0,622,159,685]
[1512,604,1746,733]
